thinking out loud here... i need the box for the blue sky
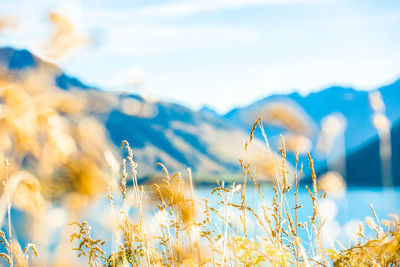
[1,0,400,113]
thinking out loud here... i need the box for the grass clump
[68,120,400,267]
[0,113,398,266]
[329,213,400,266]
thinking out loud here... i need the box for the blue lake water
[195,186,400,225]
[9,186,397,261]
[193,186,400,246]
[83,186,400,251]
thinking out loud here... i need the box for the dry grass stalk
[0,115,384,266]
[70,221,106,267]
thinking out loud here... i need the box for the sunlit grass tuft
[67,121,400,267]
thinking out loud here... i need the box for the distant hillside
[0,47,90,90]
[225,83,400,153]
[2,47,399,186]
[310,121,400,187]
[224,80,400,180]
[0,47,259,178]
[343,121,400,186]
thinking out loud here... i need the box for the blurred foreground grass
[1,123,399,266]
[0,67,399,266]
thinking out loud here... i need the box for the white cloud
[101,24,262,55]
[2,0,399,114]
[85,0,338,22]
[132,0,337,18]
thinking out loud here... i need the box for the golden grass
[0,72,399,266]
[69,121,400,266]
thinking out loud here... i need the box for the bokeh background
[0,0,399,265]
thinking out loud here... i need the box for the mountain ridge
[224,81,400,153]
[1,46,399,186]
[0,47,255,177]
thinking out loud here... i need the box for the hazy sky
[1,0,400,113]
